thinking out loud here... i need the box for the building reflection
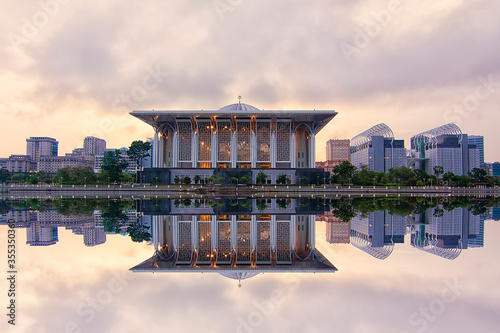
[409,206,481,260]
[131,198,337,281]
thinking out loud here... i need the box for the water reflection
[1,197,498,280]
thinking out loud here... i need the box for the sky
[1,219,499,333]
[1,0,500,162]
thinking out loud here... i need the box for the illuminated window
[257,121,270,162]
[198,121,212,162]
[237,121,251,161]
[217,121,231,162]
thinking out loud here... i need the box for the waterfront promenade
[2,184,498,199]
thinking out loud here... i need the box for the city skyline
[1,1,499,163]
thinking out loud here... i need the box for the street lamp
[84,177,87,188]
[373,177,376,189]
[108,177,110,187]
[60,177,63,187]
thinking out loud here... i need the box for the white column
[172,132,179,168]
[271,215,277,251]
[310,215,316,250]
[159,135,164,168]
[192,216,197,251]
[309,132,315,168]
[290,215,296,251]
[231,132,237,168]
[231,215,237,251]
[271,129,277,168]
[251,215,257,251]
[153,131,159,167]
[211,216,217,251]
[290,131,296,168]
[192,131,197,168]
[211,131,217,168]
[251,132,257,168]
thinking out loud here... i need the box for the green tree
[182,176,192,185]
[127,140,151,169]
[469,168,487,183]
[332,161,356,185]
[277,173,288,185]
[217,176,225,183]
[127,219,151,242]
[0,169,11,183]
[174,175,180,184]
[256,171,267,184]
[101,150,129,184]
[256,199,268,212]
[239,175,249,184]
[193,175,201,184]
[299,176,310,185]
[12,174,29,183]
[230,176,238,184]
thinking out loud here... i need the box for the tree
[193,175,201,184]
[299,176,310,185]
[256,171,267,184]
[101,150,129,184]
[174,175,180,184]
[0,169,11,183]
[332,161,356,185]
[469,168,487,183]
[12,174,29,183]
[239,175,249,184]
[217,176,225,184]
[256,199,268,212]
[182,176,192,185]
[277,173,288,185]
[230,176,238,184]
[127,140,151,169]
[127,220,151,243]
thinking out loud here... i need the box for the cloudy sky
[1,0,500,161]
[2,220,500,333]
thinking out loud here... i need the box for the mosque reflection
[131,198,337,281]
[1,196,496,282]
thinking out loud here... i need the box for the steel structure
[350,123,394,150]
[411,123,462,150]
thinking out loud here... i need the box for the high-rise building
[26,137,58,160]
[26,223,58,246]
[350,211,406,259]
[410,123,480,176]
[326,139,350,162]
[350,124,406,172]
[468,135,484,166]
[492,162,500,177]
[6,155,37,173]
[325,220,351,244]
[83,136,106,157]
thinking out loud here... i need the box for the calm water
[1,197,499,333]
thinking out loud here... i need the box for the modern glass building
[350,123,406,172]
[468,135,485,166]
[410,123,480,176]
[130,101,337,184]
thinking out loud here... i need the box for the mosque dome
[218,102,260,113]
[218,271,260,281]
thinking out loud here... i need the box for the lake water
[1,197,499,333]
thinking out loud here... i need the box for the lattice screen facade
[237,121,251,162]
[177,122,192,162]
[198,121,212,162]
[217,120,231,162]
[217,221,231,263]
[197,221,212,263]
[237,221,251,262]
[257,121,271,162]
[257,221,271,262]
[177,222,192,263]
[277,121,291,162]
[277,221,291,262]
